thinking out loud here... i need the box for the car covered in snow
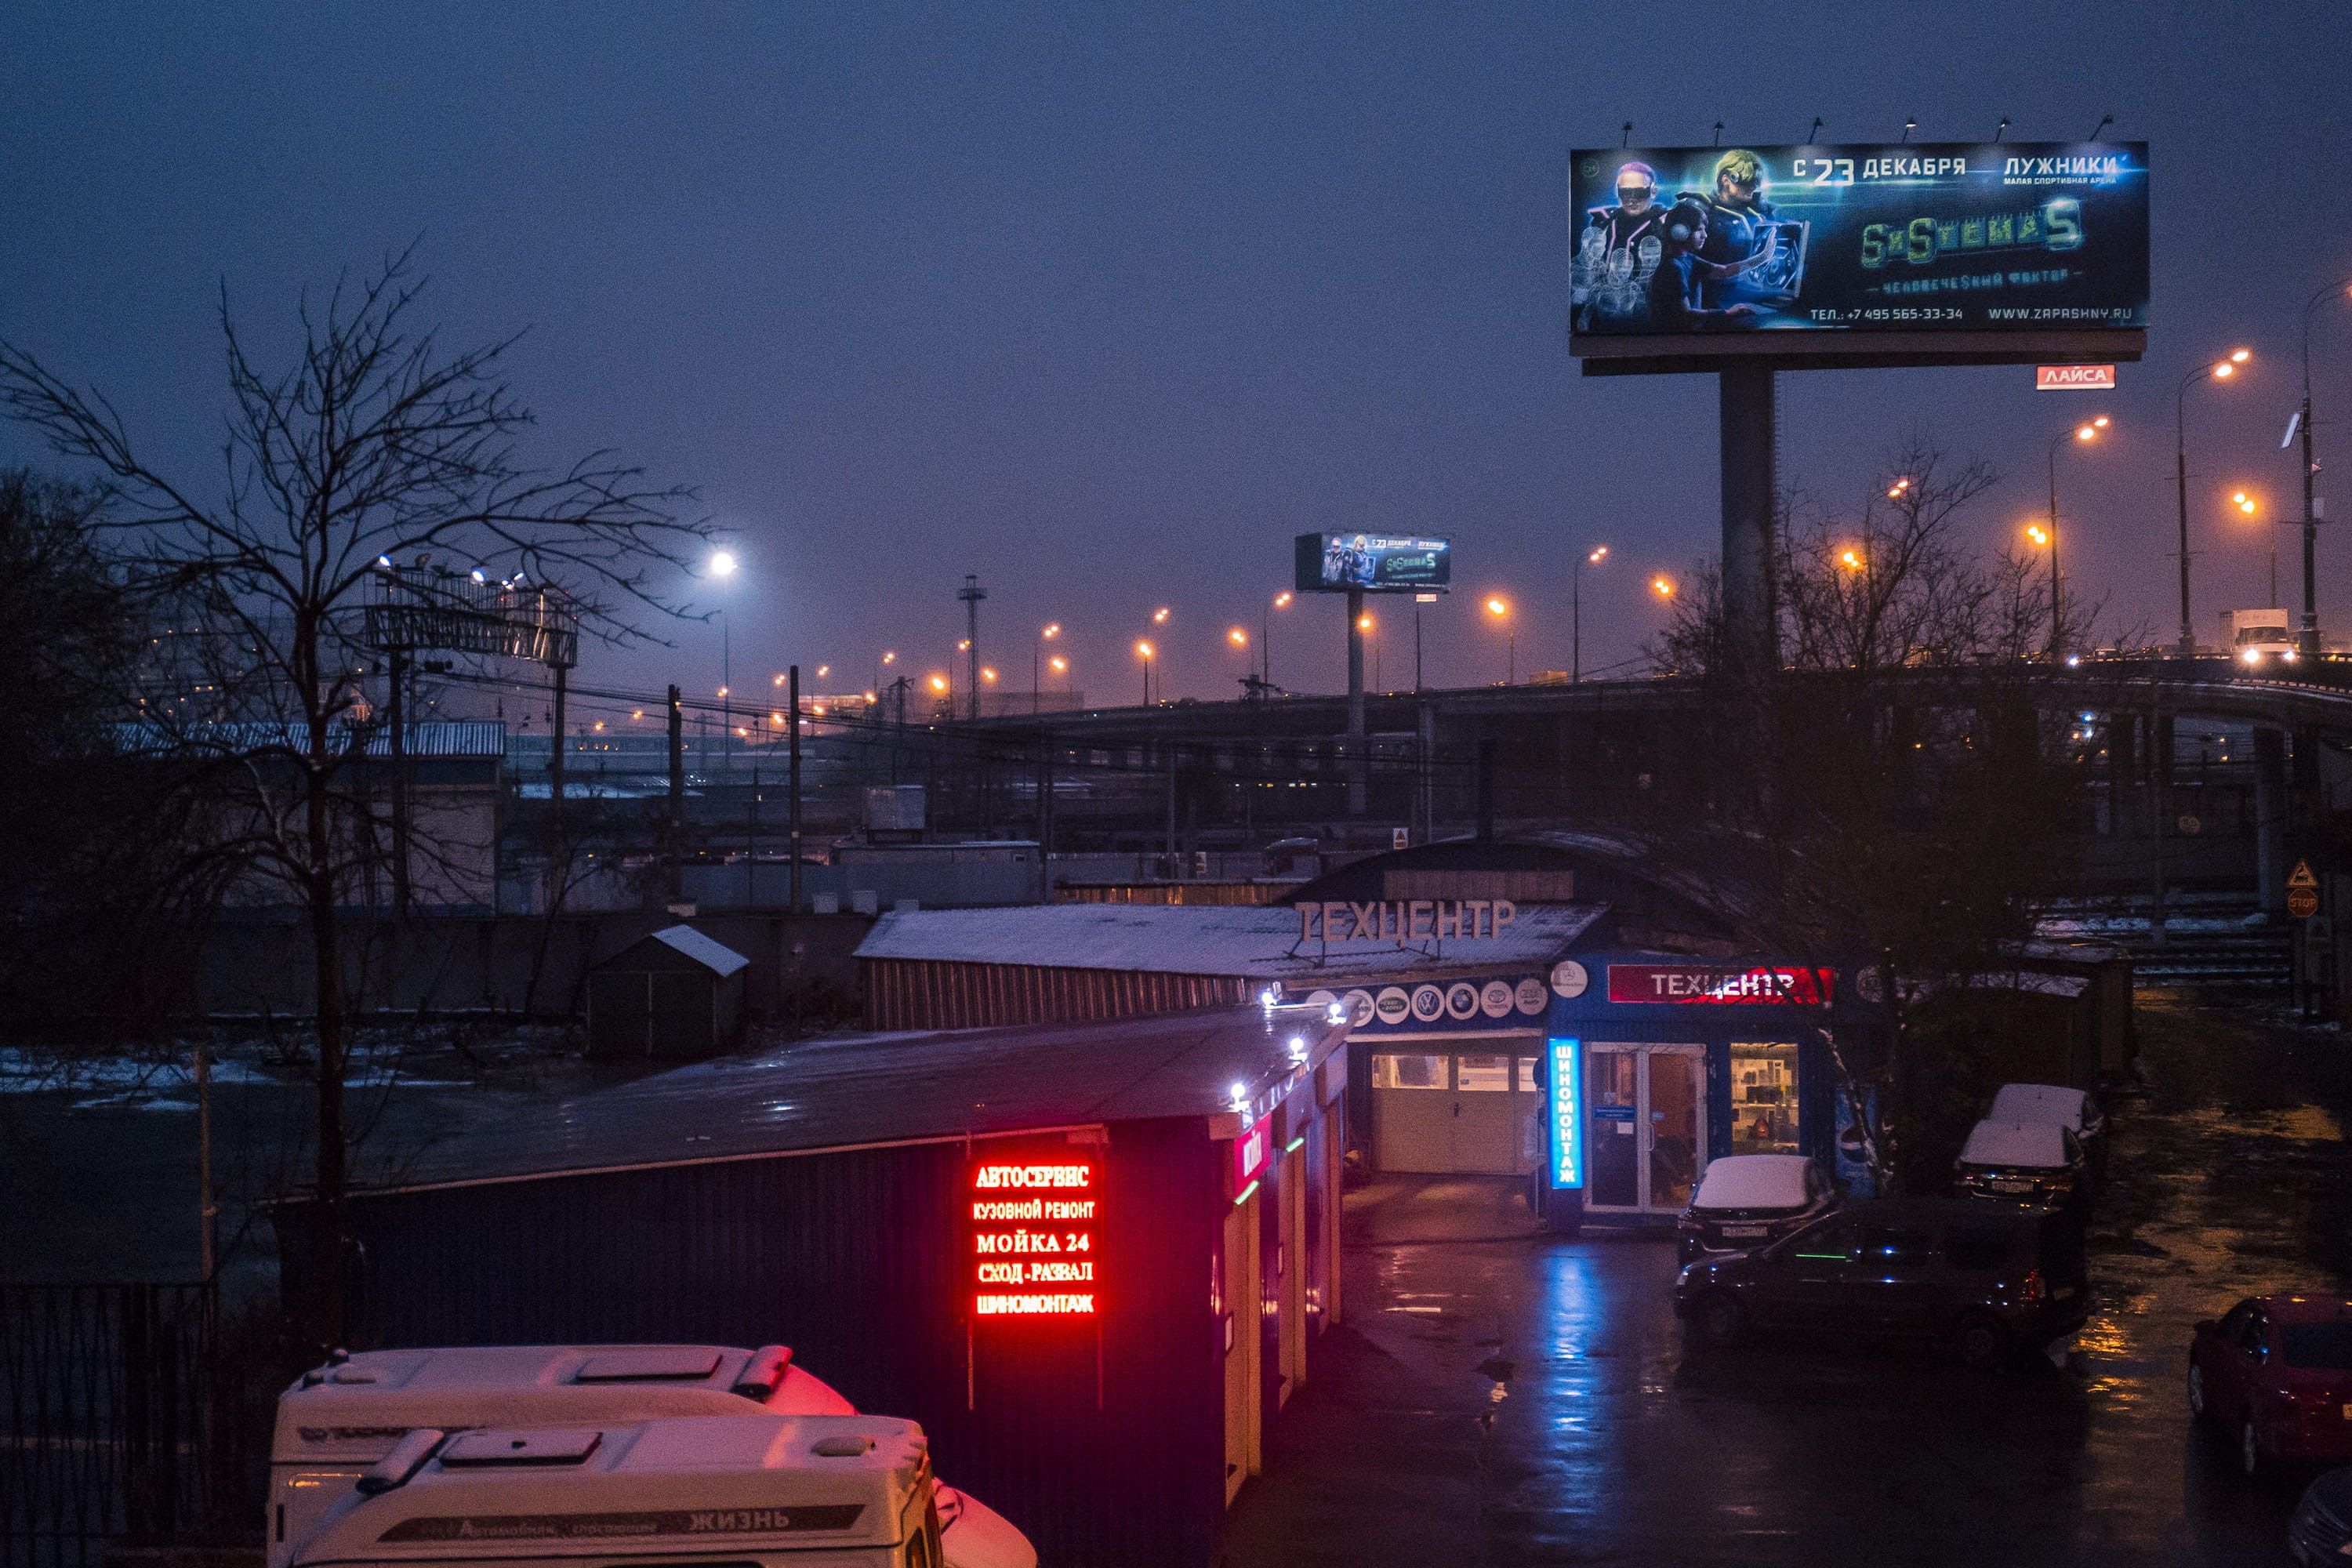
[1953,1119,2087,1211]
[1987,1082,2107,1174]
[1675,1153,1838,1264]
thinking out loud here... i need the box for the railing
[0,1284,236,1568]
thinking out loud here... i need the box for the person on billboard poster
[1689,150,1785,310]
[1647,200,1766,331]
[1571,160,1671,330]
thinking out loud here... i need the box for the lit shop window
[1371,1054,1446,1090]
[1731,1042,1800,1156]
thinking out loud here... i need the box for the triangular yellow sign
[2288,860,2319,890]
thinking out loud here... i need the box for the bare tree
[0,247,706,1349]
[1646,437,2090,1189]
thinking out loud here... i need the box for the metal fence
[0,1284,226,1568]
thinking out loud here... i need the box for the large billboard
[1570,142,2147,339]
[1294,532,1451,593]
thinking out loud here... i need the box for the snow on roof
[1959,1119,2072,1167]
[1988,1083,2091,1131]
[647,924,750,978]
[1692,1154,1814,1210]
[854,902,1606,982]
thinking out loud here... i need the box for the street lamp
[1573,546,1608,684]
[1483,595,1513,685]
[2046,416,2110,658]
[2175,349,2253,653]
[1651,575,1676,599]
[2234,488,2279,606]
[1356,608,1380,691]
[1134,640,1156,706]
[1225,626,1250,696]
[2296,277,2352,656]
[706,548,739,774]
[1265,590,1293,690]
[1033,623,1061,716]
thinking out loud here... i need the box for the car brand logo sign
[1445,982,1480,1020]
[1342,989,1375,1027]
[1515,977,1548,1014]
[1549,960,1589,998]
[1410,985,1446,1022]
[1374,987,1411,1024]
[1480,980,1515,1018]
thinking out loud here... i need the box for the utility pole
[666,684,685,900]
[788,665,803,913]
[958,575,987,720]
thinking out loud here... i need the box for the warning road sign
[2289,860,2319,891]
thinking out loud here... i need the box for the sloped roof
[643,924,751,978]
[348,1007,1347,1194]
[855,901,1605,982]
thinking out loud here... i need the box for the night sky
[5,2,2350,717]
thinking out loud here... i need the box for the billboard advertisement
[1294,532,1452,593]
[1570,142,2147,337]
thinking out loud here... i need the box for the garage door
[1370,1048,1542,1175]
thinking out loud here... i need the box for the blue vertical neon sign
[1548,1036,1583,1189]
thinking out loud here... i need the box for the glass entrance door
[1584,1044,1708,1214]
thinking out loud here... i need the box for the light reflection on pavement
[1224,1083,2347,1568]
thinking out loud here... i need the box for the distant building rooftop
[855,901,1606,982]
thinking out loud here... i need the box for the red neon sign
[968,1159,1098,1317]
[1606,964,1832,1005]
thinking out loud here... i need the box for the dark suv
[1673,1196,2089,1369]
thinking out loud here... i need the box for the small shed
[586,924,750,1058]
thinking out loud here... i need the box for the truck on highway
[2220,608,2297,666]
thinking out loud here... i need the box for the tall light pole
[2046,417,2109,657]
[1483,595,1512,684]
[2176,350,2252,653]
[1265,590,1292,690]
[2234,489,2278,605]
[1226,625,1250,696]
[1033,622,1060,715]
[2298,277,2352,656]
[1573,546,1609,684]
[1134,640,1155,706]
[706,548,739,775]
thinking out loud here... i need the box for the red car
[2189,1296,2352,1477]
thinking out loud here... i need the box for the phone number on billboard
[1806,307,1965,324]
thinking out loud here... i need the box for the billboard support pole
[1345,586,1367,815]
[1719,365,1778,803]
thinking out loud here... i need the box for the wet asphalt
[1223,1076,2351,1568]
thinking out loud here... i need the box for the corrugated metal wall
[315,1120,1228,1568]
[862,957,1250,1031]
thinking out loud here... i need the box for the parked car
[2292,1465,2352,1563]
[1987,1082,2107,1174]
[2189,1296,2352,1479]
[1954,1118,2087,1210]
[1677,1153,1838,1264]
[1674,1196,2089,1369]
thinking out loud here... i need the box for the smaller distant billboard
[1294,532,1452,594]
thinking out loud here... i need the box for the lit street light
[1134,640,1156,706]
[1264,590,1293,691]
[1033,622,1062,716]
[2046,416,2110,657]
[2234,488,2279,605]
[2175,348,2253,652]
[1651,575,1676,599]
[1483,595,1514,685]
[1573,546,1608,684]
[705,549,739,773]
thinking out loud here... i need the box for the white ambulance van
[287,1413,939,1568]
[270,1346,1032,1568]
